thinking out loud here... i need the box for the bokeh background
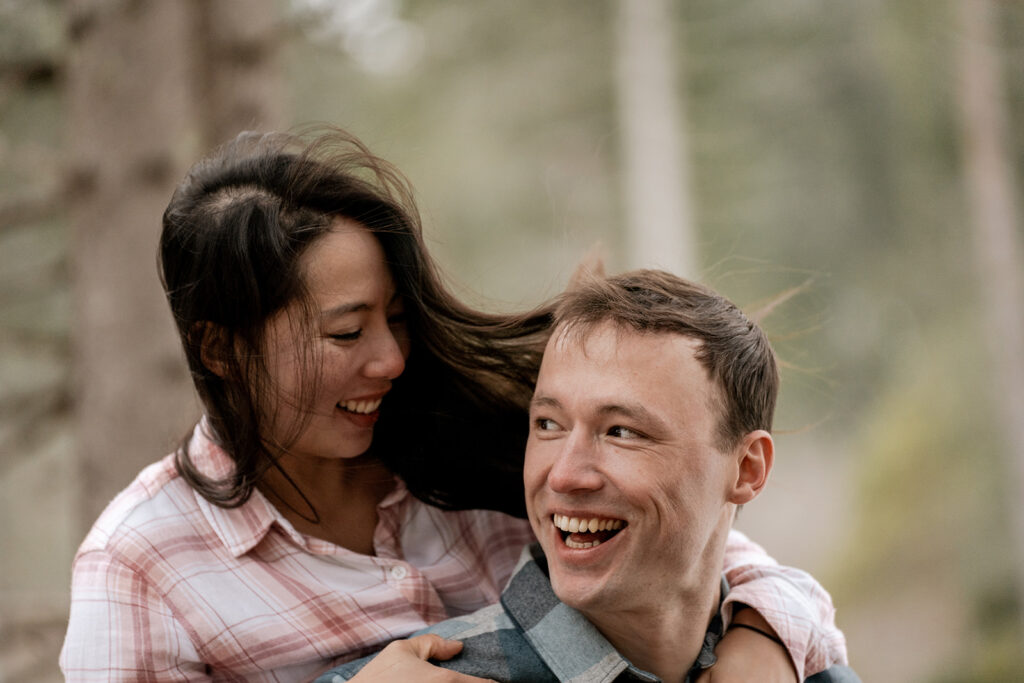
[2,1,1023,681]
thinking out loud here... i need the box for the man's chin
[544,544,622,610]
[548,572,605,612]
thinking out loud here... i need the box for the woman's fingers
[405,633,464,661]
[345,635,495,683]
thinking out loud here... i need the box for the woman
[61,130,845,681]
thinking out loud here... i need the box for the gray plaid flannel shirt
[314,544,859,683]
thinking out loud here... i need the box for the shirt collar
[500,544,728,683]
[188,420,281,557]
[186,419,410,558]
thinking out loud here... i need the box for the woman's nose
[364,326,407,380]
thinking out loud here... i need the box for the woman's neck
[257,453,395,555]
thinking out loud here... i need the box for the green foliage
[287,0,621,307]
[836,318,1000,587]
[284,11,1024,679]
[834,312,1023,679]
[2,0,1022,679]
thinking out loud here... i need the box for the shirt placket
[374,491,448,625]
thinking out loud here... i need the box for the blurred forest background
[2,0,1023,681]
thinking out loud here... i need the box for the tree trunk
[67,0,285,533]
[955,0,1024,632]
[613,0,697,276]
[194,0,286,147]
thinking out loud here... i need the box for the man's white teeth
[339,398,382,414]
[552,514,624,534]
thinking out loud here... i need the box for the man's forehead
[547,319,702,359]
[539,320,722,425]
[538,322,703,400]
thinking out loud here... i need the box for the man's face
[524,321,741,615]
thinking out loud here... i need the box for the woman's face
[259,217,409,461]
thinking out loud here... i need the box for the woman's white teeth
[339,398,382,414]
[552,514,624,534]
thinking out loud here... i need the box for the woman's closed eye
[329,330,362,342]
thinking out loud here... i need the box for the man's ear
[727,430,774,505]
[195,322,230,378]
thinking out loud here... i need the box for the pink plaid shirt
[721,531,848,679]
[61,422,846,681]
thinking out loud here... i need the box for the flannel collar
[500,544,727,683]
[186,418,407,558]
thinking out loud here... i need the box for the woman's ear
[727,430,774,505]
[196,322,230,378]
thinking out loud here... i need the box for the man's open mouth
[552,514,627,549]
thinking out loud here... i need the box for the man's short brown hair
[552,269,779,449]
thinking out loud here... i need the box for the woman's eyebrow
[320,302,369,319]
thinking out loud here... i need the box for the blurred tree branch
[0,386,70,478]
[0,194,59,234]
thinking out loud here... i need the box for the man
[317,270,857,682]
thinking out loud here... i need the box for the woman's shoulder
[76,451,204,559]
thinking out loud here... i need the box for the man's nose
[546,429,604,494]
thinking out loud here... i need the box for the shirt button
[389,564,408,580]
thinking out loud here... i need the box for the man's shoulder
[421,602,514,639]
[425,603,557,683]
[316,603,557,683]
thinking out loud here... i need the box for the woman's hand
[695,609,797,683]
[346,634,495,683]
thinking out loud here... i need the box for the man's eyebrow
[530,395,562,410]
[597,403,669,432]
[531,396,667,430]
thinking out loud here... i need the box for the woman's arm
[61,549,209,682]
[714,529,848,681]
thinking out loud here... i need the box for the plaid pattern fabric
[321,545,859,683]
[317,544,718,683]
[61,421,849,681]
[60,421,534,682]
[720,530,849,679]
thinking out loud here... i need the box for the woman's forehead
[300,220,394,302]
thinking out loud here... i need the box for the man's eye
[608,425,641,439]
[535,417,560,432]
[329,330,362,342]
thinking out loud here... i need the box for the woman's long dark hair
[159,129,552,518]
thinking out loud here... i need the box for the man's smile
[552,514,627,549]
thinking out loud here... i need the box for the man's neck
[584,573,722,682]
